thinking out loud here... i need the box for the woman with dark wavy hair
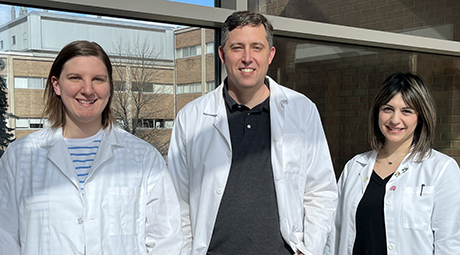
[329,72,460,255]
[0,40,182,254]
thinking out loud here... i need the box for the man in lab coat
[168,10,337,255]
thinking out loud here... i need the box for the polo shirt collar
[223,77,270,111]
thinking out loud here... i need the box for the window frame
[15,118,50,129]
[2,0,457,57]
[14,77,46,89]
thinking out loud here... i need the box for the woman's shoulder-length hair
[368,72,436,161]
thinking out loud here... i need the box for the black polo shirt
[207,79,292,255]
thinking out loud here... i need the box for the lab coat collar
[267,76,288,146]
[42,127,79,188]
[203,76,289,150]
[90,127,124,177]
[266,76,289,107]
[354,148,430,191]
[205,76,289,114]
[40,127,124,190]
[203,83,225,116]
[203,83,231,150]
[355,150,378,191]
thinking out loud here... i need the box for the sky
[0,1,214,26]
[0,5,19,25]
[167,0,214,7]
[0,5,71,26]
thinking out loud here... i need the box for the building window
[0,40,3,50]
[137,119,173,129]
[114,81,173,94]
[114,81,126,91]
[206,42,214,54]
[206,80,215,92]
[176,45,203,59]
[16,118,50,129]
[132,82,154,93]
[155,119,173,129]
[14,77,46,89]
[154,84,173,94]
[12,35,16,45]
[190,45,197,56]
[177,82,202,94]
[138,119,154,128]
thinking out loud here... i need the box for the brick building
[249,0,460,173]
[0,9,214,156]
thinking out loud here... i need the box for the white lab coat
[328,149,460,255]
[168,76,338,255]
[0,126,182,255]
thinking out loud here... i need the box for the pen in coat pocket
[420,184,425,196]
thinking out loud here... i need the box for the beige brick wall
[177,56,202,84]
[137,94,175,119]
[177,93,201,111]
[15,130,38,140]
[14,89,46,117]
[14,59,52,77]
[176,28,214,49]
[177,29,202,48]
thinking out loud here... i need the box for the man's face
[218,24,276,92]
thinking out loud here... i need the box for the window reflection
[250,0,460,42]
[270,36,460,173]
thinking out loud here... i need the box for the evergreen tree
[0,59,14,157]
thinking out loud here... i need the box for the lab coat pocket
[402,186,434,230]
[282,134,306,201]
[282,134,305,175]
[108,187,140,236]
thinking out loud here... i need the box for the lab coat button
[216,188,223,195]
[385,200,392,205]
[77,218,84,225]
[227,151,232,157]
[388,244,394,250]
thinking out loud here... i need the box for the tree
[0,59,14,157]
[110,37,174,156]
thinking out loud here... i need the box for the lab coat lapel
[268,77,287,175]
[205,85,232,150]
[44,128,80,189]
[87,128,116,180]
[357,151,378,193]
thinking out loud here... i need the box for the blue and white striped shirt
[64,129,103,195]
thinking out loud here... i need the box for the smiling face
[52,56,111,132]
[218,24,275,93]
[378,93,418,148]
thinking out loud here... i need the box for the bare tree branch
[110,36,173,156]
